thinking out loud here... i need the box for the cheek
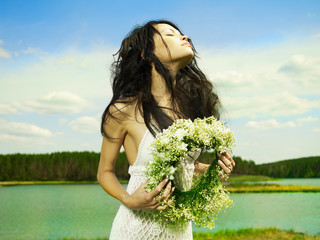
[154,42,171,62]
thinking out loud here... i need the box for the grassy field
[225,174,320,192]
[225,183,320,193]
[60,228,320,240]
[228,174,280,182]
[193,228,320,240]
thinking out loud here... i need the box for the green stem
[174,152,219,205]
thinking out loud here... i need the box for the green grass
[193,227,320,240]
[228,174,280,182]
[225,183,320,193]
[60,228,320,240]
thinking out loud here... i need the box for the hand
[217,152,235,181]
[124,179,175,210]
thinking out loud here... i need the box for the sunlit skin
[97,23,235,211]
[153,23,194,74]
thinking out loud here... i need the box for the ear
[140,49,145,59]
[140,49,152,62]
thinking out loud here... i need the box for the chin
[179,54,194,69]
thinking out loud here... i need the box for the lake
[0,179,319,240]
[243,178,320,186]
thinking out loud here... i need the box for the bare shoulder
[103,97,142,138]
[108,97,141,121]
[109,98,139,118]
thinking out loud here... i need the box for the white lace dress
[109,129,196,240]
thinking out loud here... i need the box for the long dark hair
[101,20,221,138]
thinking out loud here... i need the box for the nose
[181,35,189,42]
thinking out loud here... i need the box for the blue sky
[0,0,319,163]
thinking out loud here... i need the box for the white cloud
[245,119,297,130]
[69,116,100,133]
[0,47,11,58]
[307,12,316,17]
[313,128,320,133]
[59,118,68,125]
[0,133,55,149]
[21,47,47,55]
[296,116,318,123]
[0,39,3,44]
[222,92,320,118]
[0,118,53,137]
[0,104,17,114]
[278,54,320,87]
[198,39,320,96]
[0,118,58,150]
[0,134,29,143]
[12,91,94,115]
[56,56,76,65]
[212,71,255,90]
[56,56,88,68]
[0,47,115,103]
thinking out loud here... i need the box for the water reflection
[0,183,319,240]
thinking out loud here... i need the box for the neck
[151,66,175,105]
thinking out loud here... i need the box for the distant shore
[1,178,320,192]
[0,180,99,186]
[226,184,320,193]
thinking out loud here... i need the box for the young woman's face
[153,23,194,70]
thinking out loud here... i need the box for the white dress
[109,129,194,240]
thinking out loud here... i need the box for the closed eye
[166,34,174,36]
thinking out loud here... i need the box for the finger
[141,181,148,189]
[150,198,169,210]
[219,155,233,173]
[148,201,161,210]
[220,154,232,168]
[224,152,236,167]
[219,152,235,167]
[155,204,168,211]
[167,187,175,200]
[218,160,232,174]
[154,185,174,208]
[231,157,236,167]
[219,171,226,182]
[162,181,172,199]
[151,197,160,206]
[150,178,169,197]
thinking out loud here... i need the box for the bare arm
[97,106,173,210]
[97,131,130,205]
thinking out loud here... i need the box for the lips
[181,42,191,47]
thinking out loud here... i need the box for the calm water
[244,178,320,186]
[0,181,319,240]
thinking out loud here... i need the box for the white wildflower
[145,116,236,228]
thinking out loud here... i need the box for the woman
[97,20,235,240]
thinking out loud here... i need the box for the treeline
[0,151,129,181]
[256,156,320,178]
[0,152,319,181]
[231,156,320,178]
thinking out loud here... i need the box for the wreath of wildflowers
[145,116,236,229]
